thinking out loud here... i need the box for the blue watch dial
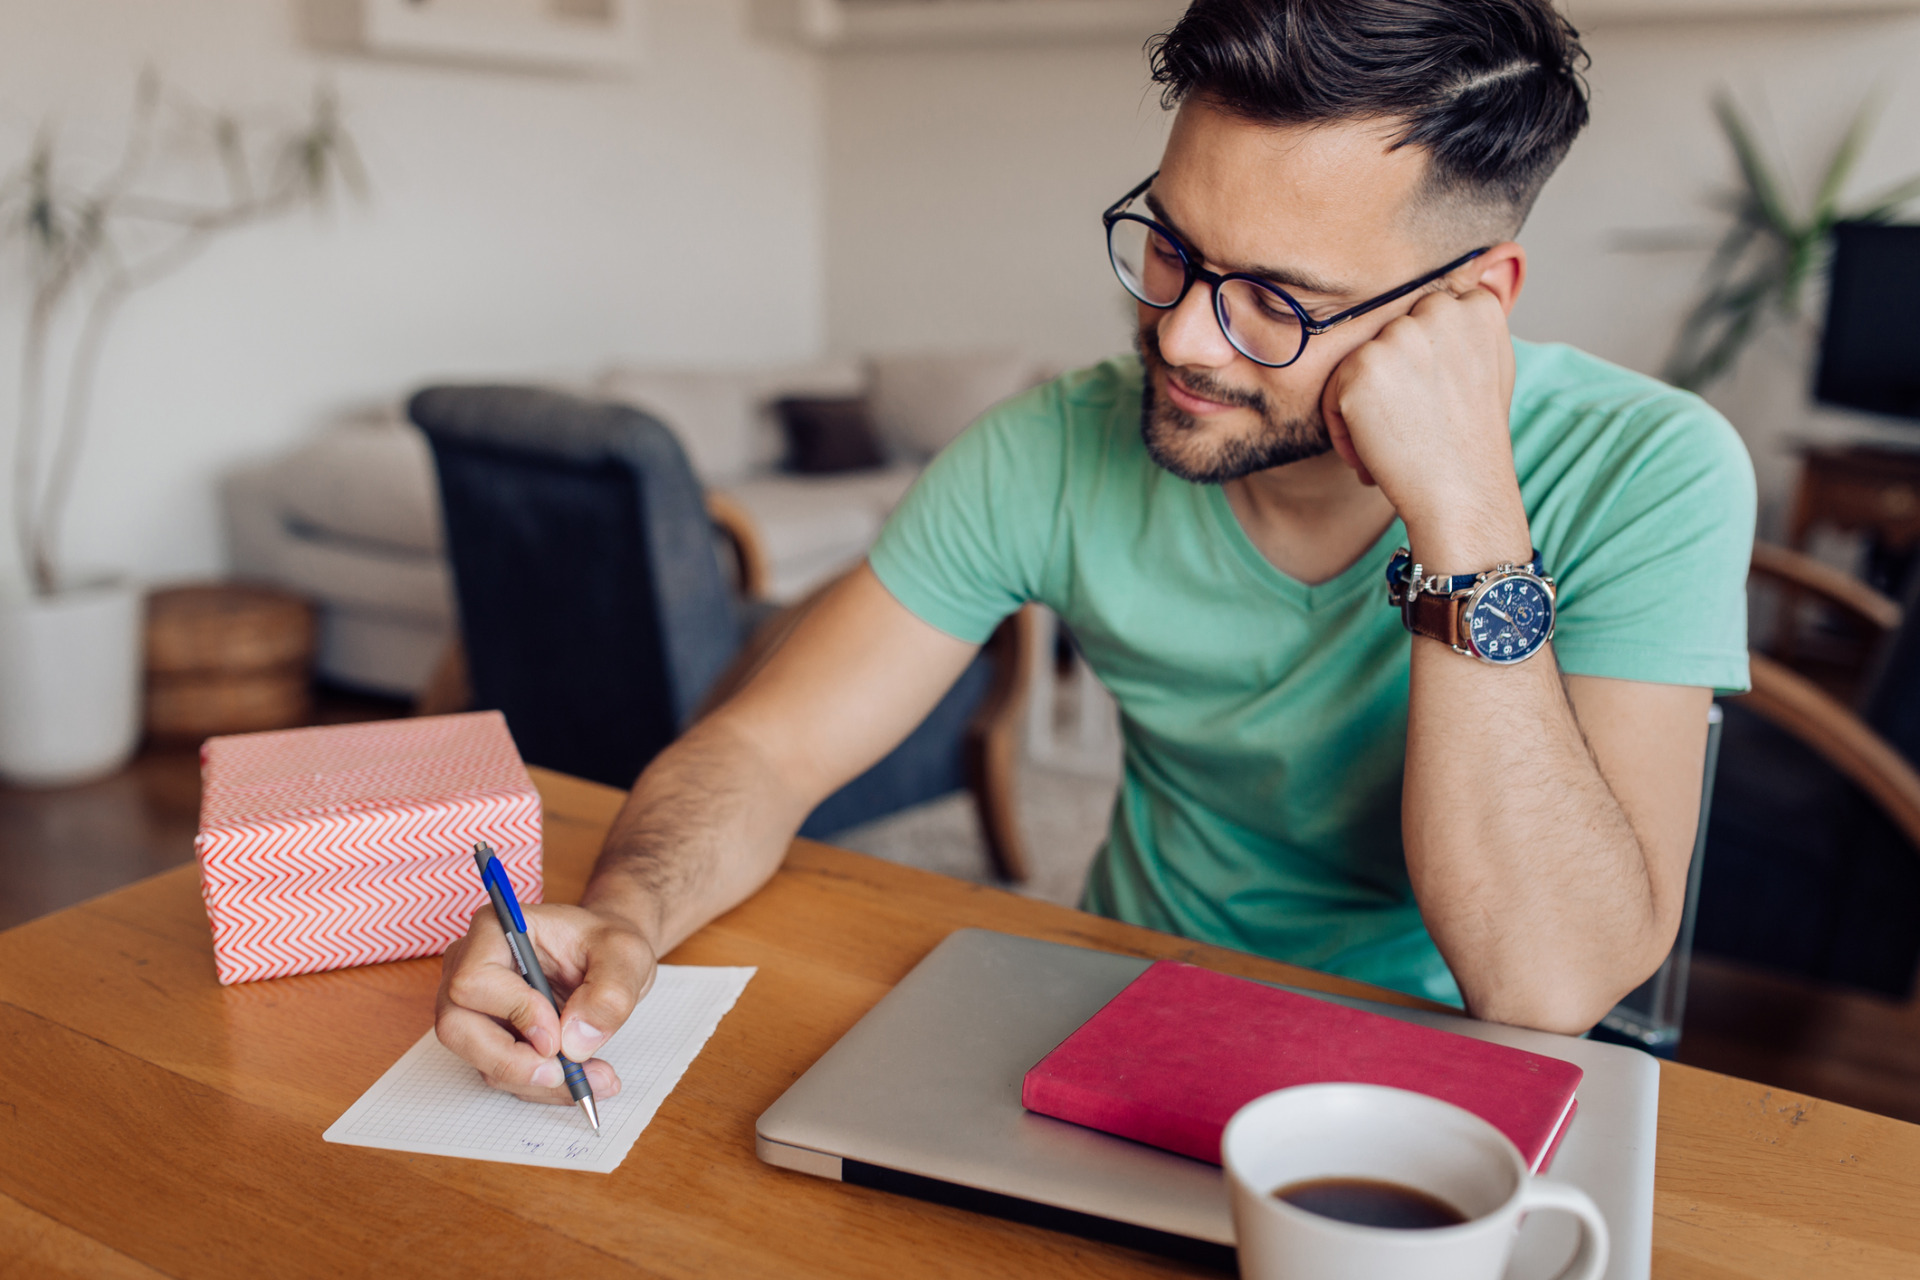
[1465,575,1554,664]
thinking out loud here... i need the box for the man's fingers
[1320,365,1375,486]
[581,1058,622,1099]
[436,1003,556,1091]
[558,925,656,1061]
[484,1059,626,1107]
[446,955,563,1056]
[1329,414,1378,486]
[435,1005,626,1105]
[435,903,654,1107]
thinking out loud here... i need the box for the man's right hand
[430,566,982,1104]
[433,901,657,1105]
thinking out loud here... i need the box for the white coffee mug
[1221,1083,1608,1280]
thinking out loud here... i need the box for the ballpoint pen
[472,843,601,1132]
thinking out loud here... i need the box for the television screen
[1815,222,1920,421]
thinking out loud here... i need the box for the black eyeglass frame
[1103,172,1490,369]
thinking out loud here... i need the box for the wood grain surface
[0,766,1914,1279]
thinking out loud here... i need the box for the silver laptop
[757,929,1658,1280]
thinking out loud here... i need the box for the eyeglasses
[1103,172,1489,369]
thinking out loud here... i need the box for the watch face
[1465,574,1554,664]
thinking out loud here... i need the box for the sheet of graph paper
[324,965,755,1173]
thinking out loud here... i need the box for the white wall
[1522,12,1920,530]
[0,0,825,592]
[820,10,1920,530]
[8,2,1916,592]
[822,37,1173,369]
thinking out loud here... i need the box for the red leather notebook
[1022,961,1582,1172]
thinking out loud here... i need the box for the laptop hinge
[756,1134,844,1180]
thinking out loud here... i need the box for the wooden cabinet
[1789,445,1920,555]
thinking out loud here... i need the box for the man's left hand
[1320,287,1527,564]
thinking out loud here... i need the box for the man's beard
[1135,326,1331,484]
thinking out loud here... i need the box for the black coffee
[1271,1177,1468,1230]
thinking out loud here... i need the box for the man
[436,0,1754,1108]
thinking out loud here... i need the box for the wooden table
[2,769,1916,1278]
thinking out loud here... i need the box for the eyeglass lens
[1107,217,1307,367]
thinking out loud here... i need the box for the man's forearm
[1403,639,1673,1033]
[1319,285,1697,1033]
[579,713,813,958]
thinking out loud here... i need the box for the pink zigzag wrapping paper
[196,711,543,985]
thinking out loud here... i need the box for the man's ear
[1464,242,1526,315]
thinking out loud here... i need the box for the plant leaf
[1812,92,1880,220]
[1848,171,1920,223]
[1714,92,1796,237]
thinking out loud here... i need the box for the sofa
[224,409,454,698]
[223,350,1051,697]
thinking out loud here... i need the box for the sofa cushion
[744,358,868,402]
[251,525,455,625]
[269,416,444,555]
[719,465,921,599]
[867,349,1044,461]
[596,359,867,487]
[221,458,454,696]
[591,368,764,487]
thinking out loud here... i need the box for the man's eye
[1148,232,1182,264]
[1253,291,1298,323]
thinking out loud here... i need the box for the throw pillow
[775,396,887,474]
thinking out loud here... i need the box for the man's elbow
[1464,924,1683,1037]
[1466,984,1618,1037]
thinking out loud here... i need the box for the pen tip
[581,1094,601,1132]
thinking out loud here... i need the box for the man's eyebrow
[1143,191,1352,298]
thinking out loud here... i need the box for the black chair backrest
[1862,566,1920,762]
[1697,565,1920,999]
[409,385,739,789]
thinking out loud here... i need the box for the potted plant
[0,75,362,785]
[1664,92,1920,393]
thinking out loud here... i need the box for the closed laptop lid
[755,929,1657,1280]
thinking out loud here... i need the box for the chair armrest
[706,492,772,602]
[1744,653,1920,858]
[1751,541,1901,636]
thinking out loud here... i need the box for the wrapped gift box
[195,710,542,984]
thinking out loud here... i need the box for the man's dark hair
[1149,0,1590,232]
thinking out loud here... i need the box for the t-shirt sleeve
[1547,393,1755,695]
[867,381,1070,645]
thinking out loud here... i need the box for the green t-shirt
[868,340,1755,1005]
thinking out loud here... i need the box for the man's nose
[1153,281,1238,371]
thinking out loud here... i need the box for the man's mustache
[1136,326,1269,415]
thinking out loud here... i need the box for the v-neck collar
[1202,482,1405,612]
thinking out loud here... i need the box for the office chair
[1591,704,1723,1057]
[1694,544,1920,999]
[409,384,1030,880]
[1595,540,1920,1054]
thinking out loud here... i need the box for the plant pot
[0,580,144,787]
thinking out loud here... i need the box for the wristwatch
[1385,548,1556,665]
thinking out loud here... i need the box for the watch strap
[1385,548,1546,602]
[1404,589,1463,649]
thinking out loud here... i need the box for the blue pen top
[483,854,528,934]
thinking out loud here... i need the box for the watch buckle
[1387,558,1420,608]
